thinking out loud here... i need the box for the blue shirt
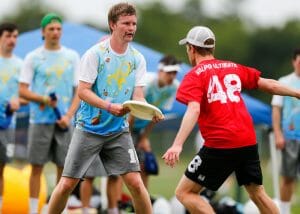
[272,72,300,140]
[76,39,147,135]
[133,72,179,131]
[20,46,80,124]
[0,55,23,129]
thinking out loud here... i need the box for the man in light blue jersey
[19,13,80,214]
[107,55,181,211]
[272,48,300,214]
[47,3,162,214]
[0,22,23,212]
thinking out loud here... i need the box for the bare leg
[244,183,279,214]
[140,164,149,189]
[56,166,63,184]
[47,177,80,214]
[29,164,43,198]
[175,175,215,214]
[80,177,94,208]
[280,176,295,201]
[0,164,4,196]
[107,175,122,209]
[121,172,152,214]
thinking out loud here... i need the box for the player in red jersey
[163,26,300,214]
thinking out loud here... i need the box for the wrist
[42,95,49,105]
[106,102,112,112]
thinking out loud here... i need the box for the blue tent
[15,22,271,127]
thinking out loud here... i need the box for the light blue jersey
[0,55,23,129]
[133,72,179,131]
[19,46,80,124]
[272,72,300,140]
[76,39,147,135]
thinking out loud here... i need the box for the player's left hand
[162,144,182,168]
[152,114,164,123]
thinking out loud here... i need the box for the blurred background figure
[18,13,80,214]
[0,22,23,212]
[271,48,300,214]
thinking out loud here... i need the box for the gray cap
[179,26,215,48]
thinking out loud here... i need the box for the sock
[29,198,39,214]
[107,207,119,214]
[279,201,291,214]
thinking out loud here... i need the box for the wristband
[42,96,48,105]
[107,102,112,112]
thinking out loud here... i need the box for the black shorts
[184,144,262,191]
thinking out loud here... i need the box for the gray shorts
[84,156,107,178]
[131,131,145,163]
[27,124,71,167]
[0,129,14,163]
[63,128,140,178]
[281,140,300,178]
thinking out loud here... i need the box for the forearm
[258,78,300,98]
[19,84,46,104]
[65,88,81,118]
[172,101,200,147]
[272,106,283,136]
[78,87,109,110]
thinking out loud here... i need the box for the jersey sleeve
[19,53,34,84]
[79,49,99,84]
[135,54,147,87]
[176,71,203,105]
[239,65,261,89]
[72,51,81,86]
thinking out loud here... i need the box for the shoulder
[129,45,145,62]
[61,46,80,59]
[24,46,43,61]
[278,73,295,83]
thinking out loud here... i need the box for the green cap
[40,13,62,28]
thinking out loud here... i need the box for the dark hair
[108,3,136,33]
[0,23,18,37]
[292,48,300,60]
[159,55,181,66]
[188,38,214,56]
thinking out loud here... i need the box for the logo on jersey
[188,155,202,173]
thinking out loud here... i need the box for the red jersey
[176,59,261,149]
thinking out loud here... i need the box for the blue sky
[2,0,300,29]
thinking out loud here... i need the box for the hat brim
[178,38,187,45]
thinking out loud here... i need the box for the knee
[124,174,144,193]
[57,179,77,195]
[175,187,187,204]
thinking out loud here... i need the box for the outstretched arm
[257,77,300,98]
[162,101,200,167]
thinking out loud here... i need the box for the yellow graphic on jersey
[107,62,132,90]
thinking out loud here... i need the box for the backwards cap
[179,26,215,48]
[41,13,62,28]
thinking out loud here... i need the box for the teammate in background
[47,3,162,214]
[0,22,23,212]
[162,25,300,214]
[271,48,300,214]
[19,13,80,214]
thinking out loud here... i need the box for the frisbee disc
[123,100,163,120]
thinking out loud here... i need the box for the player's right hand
[162,144,182,168]
[109,103,130,116]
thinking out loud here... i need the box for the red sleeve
[238,65,261,89]
[176,71,203,105]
